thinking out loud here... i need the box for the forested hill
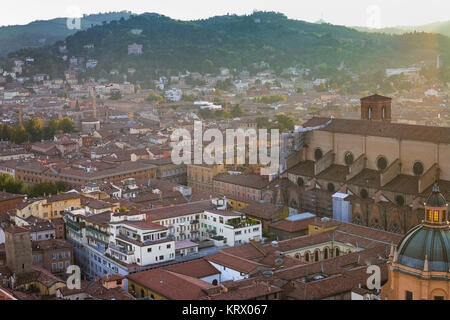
[0,11,133,57]
[7,12,450,81]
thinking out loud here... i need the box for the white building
[385,67,420,77]
[164,89,182,102]
[128,43,143,55]
[149,199,262,246]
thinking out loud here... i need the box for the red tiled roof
[163,259,220,279]
[127,268,212,300]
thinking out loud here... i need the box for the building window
[344,152,354,166]
[335,248,340,257]
[433,211,439,222]
[305,252,310,262]
[405,291,413,300]
[297,177,304,187]
[314,250,319,262]
[314,148,323,161]
[377,156,388,170]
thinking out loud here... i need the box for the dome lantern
[424,184,448,226]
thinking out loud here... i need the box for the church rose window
[314,148,323,161]
[395,195,405,206]
[327,183,336,193]
[360,189,368,199]
[377,156,388,170]
[344,152,354,165]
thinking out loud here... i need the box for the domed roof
[425,184,447,207]
[397,224,450,272]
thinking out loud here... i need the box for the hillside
[355,20,450,38]
[0,11,133,57]
[7,12,450,82]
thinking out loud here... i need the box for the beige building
[187,163,225,192]
[285,94,450,234]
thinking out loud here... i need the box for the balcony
[225,218,261,229]
[109,243,133,256]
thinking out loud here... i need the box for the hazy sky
[1,0,449,28]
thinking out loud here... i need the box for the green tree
[58,117,74,133]
[146,92,163,103]
[12,125,31,144]
[24,118,44,142]
[109,90,122,100]
[274,115,295,132]
[231,104,246,118]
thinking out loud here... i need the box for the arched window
[314,148,323,161]
[297,177,304,187]
[324,247,329,259]
[434,211,439,222]
[305,252,310,262]
[344,152,354,166]
[382,107,386,119]
[413,161,424,176]
[335,248,340,257]
[295,254,300,259]
[395,195,405,206]
[368,107,373,120]
[140,289,145,298]
[327,183,336,193]
[212,279,218,286]
[360,189,369,199]
[314,250,319,262]
[353,215,362,225]
[377,156,388,170]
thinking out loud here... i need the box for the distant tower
[5,226,32,274]
[360,94,392,122]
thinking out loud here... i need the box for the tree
[12,125,30,144]
[231,104,245,118]
[24,118,44,142]
[109,90,122,100]
[58,117,74,133]
[1,124,11,141]
[0,174,26,194]
[274,115,295,132]
[146,92,163,103]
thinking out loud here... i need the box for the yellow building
[15,193,81,221]
[381,185,450,300]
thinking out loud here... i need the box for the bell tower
[5,226,32,274]
[361,94,392,122]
